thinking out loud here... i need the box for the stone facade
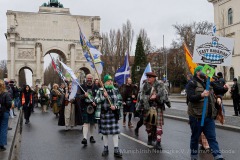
[208,0,240,81]
[5,6,101,85]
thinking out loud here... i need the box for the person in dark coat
[187,66,225,160]
[21,85,34,124]
[120,77,138,128]
[230,78,240,116]
[76,74,98,146]
[0,79,12,151]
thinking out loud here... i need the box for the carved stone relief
[18,48,34,59]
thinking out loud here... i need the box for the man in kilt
[121,77,138,127]
[77,74,98,146]
[140,72,171,150]
[95,74,123,157]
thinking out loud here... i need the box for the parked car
[180,89,186,96]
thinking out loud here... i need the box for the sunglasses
[147,76,154,78]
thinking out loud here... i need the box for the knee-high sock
[83,123,89,139]
[103,135,108,146]
[89,124,95,137]
[113,134,119,147]
[128,113,132,122]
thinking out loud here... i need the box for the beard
[86,80,93,86]
[104,84,114,89]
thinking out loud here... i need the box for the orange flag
[183,43,198,75]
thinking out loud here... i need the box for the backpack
[0,92,7,119]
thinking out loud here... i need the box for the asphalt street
[20,103,240,160]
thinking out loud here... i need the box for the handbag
[145,107,157,125]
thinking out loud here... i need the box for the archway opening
[19,67,33,88]
[76,67,91,84]
[43,49,67,88]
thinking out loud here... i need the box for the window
[228,8,233,25]
[230,67,234,80]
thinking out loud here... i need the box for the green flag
[202,64,215,78]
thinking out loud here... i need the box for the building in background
[5,0,102,85]
[208,0,240,81]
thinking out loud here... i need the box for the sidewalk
[0,109,22,160]
[166,95,240,132]
[169,94,233,107]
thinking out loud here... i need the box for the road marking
[120,133,153,148]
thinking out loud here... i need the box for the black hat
[233,78,237,81]
[146,72,157,77]
[217,72,223,77]
[9,80,14,84]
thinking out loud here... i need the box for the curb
[170,100,233,107]
[164,114,240,132]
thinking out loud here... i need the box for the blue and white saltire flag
[140,63,152,90]
[79,30,103,74]
[114,54,130,86]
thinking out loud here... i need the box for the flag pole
[57,59,94,103]
[76,19,113,106]
[49,53,68,86]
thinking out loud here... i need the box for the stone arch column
[35,42,42,84]
[69,44,75,69]
[10,42,15,80]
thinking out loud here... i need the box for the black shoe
[25,120,29,124]
[114,147,122,158]
[102,146,109,157]
[147,136,152,145]
[0,146,6,151]
[134,128,139,136]
[155,142,162,150]
[233,114,238,116]
[8,127,12,130]
[13,114,17,116]
[81,138,87,145]
[90,136,96,143]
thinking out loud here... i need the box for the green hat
[194,65,203,76]
[103,74,113,83]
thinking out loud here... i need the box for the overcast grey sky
[0,0,214,60]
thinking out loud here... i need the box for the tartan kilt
[98,111,120,135]
[82,106,97,124]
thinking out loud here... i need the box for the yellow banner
[183,43,198,75]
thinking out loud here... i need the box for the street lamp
[163,35,167,82]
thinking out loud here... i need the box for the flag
[183,43,198,75]
[59,61,77,80]
[139,63,152,90]
[69,80,78,100]
[59,61,91,101]
[50,55,66,82]
[212,25,216,36]
[114,54,130,86]
[79,30,103,74]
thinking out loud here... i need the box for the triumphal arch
[5,0,101,85]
